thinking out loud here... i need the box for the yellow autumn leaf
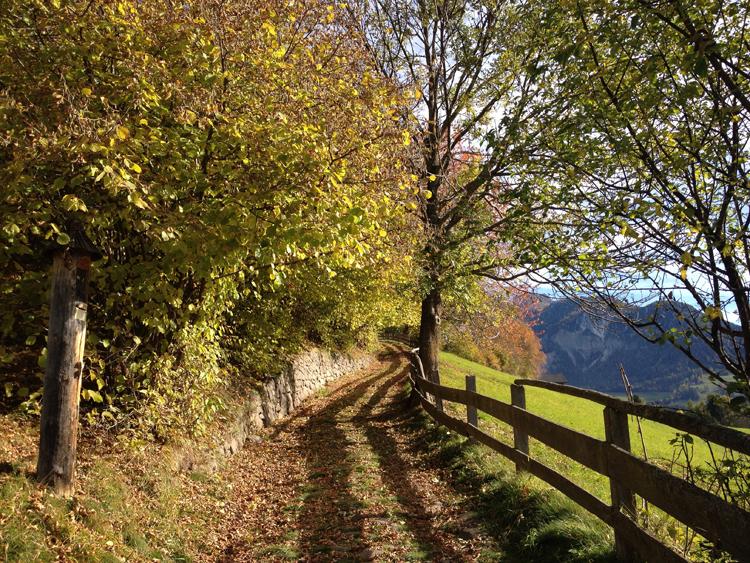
[131,163,142,174]
[704,306,722,320]
[116,125,130,140]
[130,194,149,209]
[261,21,276,36]
[402,131,411,146]
[82,87,92,96]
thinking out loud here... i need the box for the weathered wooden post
[409,349,422,407]
[510,383,529,472]
[433,367,444,413]
[37,225,101,497]
[603,406,637,561]
[435,390,444,412]
[465,374,478,427]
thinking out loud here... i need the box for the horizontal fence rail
[515,378,750,456]
[405,349,750,563]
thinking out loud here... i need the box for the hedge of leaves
[0,0,419,438]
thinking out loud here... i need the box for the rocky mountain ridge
[533,297,725,404]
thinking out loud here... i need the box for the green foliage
[526,0,750,399]
[689,394,750,428]
[652,431,746,560]
[0,0,417,436]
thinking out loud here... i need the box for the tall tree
[348,0,553,383]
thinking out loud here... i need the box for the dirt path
[213,345,501,562]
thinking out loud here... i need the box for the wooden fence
[406,348,750,562]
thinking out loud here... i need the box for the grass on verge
[0,414,230,562]
[437,352,750,560]
[403,389,616,563]
[439,352,722,502]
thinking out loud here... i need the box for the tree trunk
[37,250,91,497]
[419,287,443,410]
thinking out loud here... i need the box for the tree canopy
[2,0,749,433]
[524,0,750,404]
[0,0,419,436]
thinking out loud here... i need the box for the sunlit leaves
[530,0,750,395]
[0,0,417,435]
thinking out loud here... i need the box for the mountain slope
[534,298,724,403]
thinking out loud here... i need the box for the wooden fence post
[408,349,421,407]
[510,384,529,472]
[408,372,421,406]
[37,227,101,497]
[465,375,478,427]
[604,406,637,561]
[433,367,444,412]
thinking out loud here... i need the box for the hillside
[438,351,718,500]
[534,298,725,404]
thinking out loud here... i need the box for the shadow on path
[357,357,465,561]
[294,346,469,561]
[217,345,610,562]
[295,347,403,559]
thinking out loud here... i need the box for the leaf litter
[213,345,500,562]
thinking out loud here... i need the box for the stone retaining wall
[174,346,371,472]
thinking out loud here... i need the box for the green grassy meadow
[438,352,719,503]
